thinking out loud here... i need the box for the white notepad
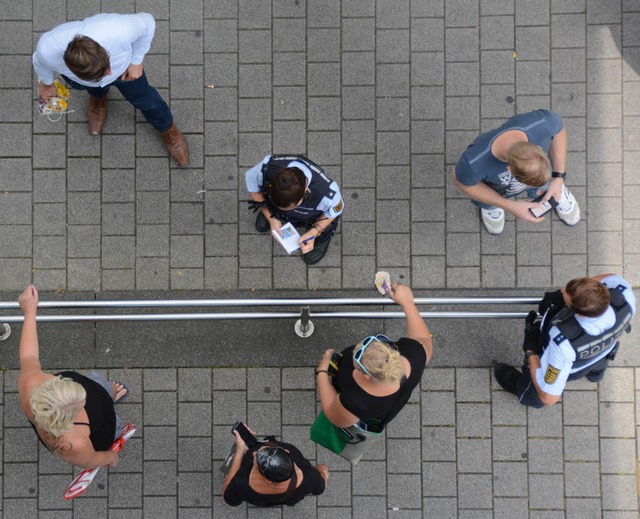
[272,222,302,254]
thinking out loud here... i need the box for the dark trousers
[62,72,173,131]
[516,347,617,408]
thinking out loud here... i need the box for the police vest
[541,286,633,371]
[261,155,336,222]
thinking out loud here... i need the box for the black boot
[494,363,521,396]
[255,212,270,232]
[302,239,331,265]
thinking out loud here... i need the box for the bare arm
[524,352,561,406]
[387,283,433,363]
[17,286,44,397]
[222,431,248,494]
[316,350,359,427]
[451,168,544,223]
[57,437,119,469]
[541,128,567,203]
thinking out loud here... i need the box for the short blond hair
[30,377,86,437]
[355,341,405,384]
[507,141,550,187]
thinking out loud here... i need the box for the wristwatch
[524,350,539,361]
[551,171,566,179]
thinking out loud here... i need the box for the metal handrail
[0,296,541,309]
[0,296,541,339]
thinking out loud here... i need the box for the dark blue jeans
[62,72,172,131]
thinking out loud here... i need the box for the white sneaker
[555,185,580,226]
[481,207,505,234]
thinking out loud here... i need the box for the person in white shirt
[495,274,636,407]
[33,12,188,166]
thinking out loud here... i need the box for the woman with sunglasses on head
[222,424,329,507]
[315,282,432,462]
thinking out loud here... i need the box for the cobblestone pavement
[1,366,638,518]
[1,0,639,291]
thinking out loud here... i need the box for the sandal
[111,382,128,404]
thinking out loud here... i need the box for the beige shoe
[481,207,505,234]
[87,95,107,135]
[161,122,189,166]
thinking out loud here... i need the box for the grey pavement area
[1,0,640,517]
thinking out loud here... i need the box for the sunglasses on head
[354,334,391,376]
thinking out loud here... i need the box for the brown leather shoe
[161,122,189,166]
[87,95,107,136]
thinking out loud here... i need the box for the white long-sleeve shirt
[32,13,155,88]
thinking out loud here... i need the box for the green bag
[309,411,351,454]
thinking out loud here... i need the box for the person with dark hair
[33,13,188,166]
[495,274,636,407]
[451,109,580,234]
[222,425,328,507]
[245,155,344,265]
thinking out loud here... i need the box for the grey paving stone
[422,461,457,497]
[456,368,491,401]
[445,28,480,62]
[482,255,516,287]
[516,61,550,94]
[342,51,375,86]
[529,473,564,509]
[516,26,550,61]
[178,402,211,437]
[411,18,444,54]
[376,233,411,267]
[446,233,480,267]
[412,52,445,86]
[308,97,341,131]
[353,460,386,495]
[493,426,527,461]
[457,438,492,472]
[458,473,493,509]
[412,86,445,119]
[423,369,456,391]
[561,421,599,464]
[552,13,586,47]
[529,438,564,472]
[143,460,177,496]
[481,16,515,50]
[602,474,638,511]
[388,473,422,509]
[422,392,456,426]
[412,256,446,288]
[213,390,246,424]
[457,402,491,436]
[600,402,635,437]
[565,461,601,497]
[493,461,528,497]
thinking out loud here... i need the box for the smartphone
[529,194,556,219]
[232,421,257,448]
[328,351,342,377]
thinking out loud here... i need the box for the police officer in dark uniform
[245,155,344,265]
[494,274,636,407]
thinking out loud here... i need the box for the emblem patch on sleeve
[544,365,560,384]
[333,199,343,212]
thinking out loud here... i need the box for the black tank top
[31,371,116,452]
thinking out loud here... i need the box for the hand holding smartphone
[529,193,557,219]
[232,421,258,449]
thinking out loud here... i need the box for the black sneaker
[302,239,330,265]
[255,212,270,233]
[494,363,521,396]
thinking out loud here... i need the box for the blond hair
[30,377,86,437]
[356,341,405,384]
[507,141,550,187]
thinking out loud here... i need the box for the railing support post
[0,323,11,341]
[294,307,314,338]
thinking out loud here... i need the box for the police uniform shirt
[535,275,637,396]
[245,155,344,219]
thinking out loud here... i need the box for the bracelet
[551,171,566,179]
[315,369,329,377]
